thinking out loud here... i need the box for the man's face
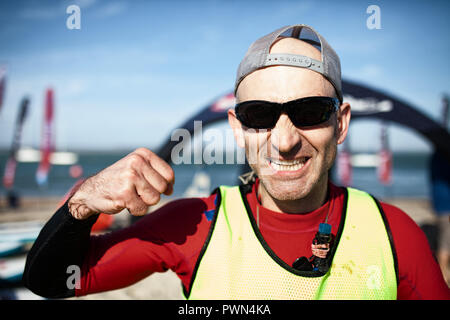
[229,38,350,204]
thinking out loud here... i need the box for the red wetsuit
[76,179,450,299]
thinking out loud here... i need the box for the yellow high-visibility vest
[184,185,398,300]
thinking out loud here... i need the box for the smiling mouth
[267,157,310,172]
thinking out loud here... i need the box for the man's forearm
[23,200,99,298]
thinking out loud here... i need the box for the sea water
[0,151,432,200]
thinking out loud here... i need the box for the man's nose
[271,113,302,155]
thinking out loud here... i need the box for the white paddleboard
[0,255,26,282]
[0,287,45,300]
[0,221,43,243]
[0,241,25,257]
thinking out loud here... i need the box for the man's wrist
[68,193,96,220]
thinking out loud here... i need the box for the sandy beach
[0,194,445,300]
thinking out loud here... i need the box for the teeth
[270,158,305,165]
[269,158,308,171]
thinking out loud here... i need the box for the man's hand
[68,148,175,220]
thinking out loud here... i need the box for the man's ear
[228,108,246,148]
[336,102,351,145]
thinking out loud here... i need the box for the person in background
[431,152,450,285]
[429,96,450,285]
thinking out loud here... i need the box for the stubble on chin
[261,175,309,201]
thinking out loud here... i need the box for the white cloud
[359,64,383,77]
[18,0,98,20]
[93,1,127,18]
[344,64,383,82]
[74,0,98,9]
[19,6,61,20]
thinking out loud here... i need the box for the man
[23,24,449,299]
[430,150,450,285]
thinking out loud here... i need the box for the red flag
[36,88,54,186]
[378,123,392,185]
[3,157,18,189]
[0,66,6,113]
[2,97,29,189]
[378,150,392,185]
[337,149,352,186]
[337,138,352,186]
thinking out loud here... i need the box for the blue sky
[0,0,449,152]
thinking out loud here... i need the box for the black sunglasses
[235,96,340,129]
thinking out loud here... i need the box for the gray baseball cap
[235,24,343,103]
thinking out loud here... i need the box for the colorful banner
[36,88,54,186]
[2,97,30,189]
[337,138,352,186]
[377,123,392,185]
[337,149,352,186]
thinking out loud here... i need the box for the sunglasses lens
[236,97,338,129]
[290,98,336,127]
[237,102,278,129]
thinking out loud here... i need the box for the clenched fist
[68,148,175,220]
